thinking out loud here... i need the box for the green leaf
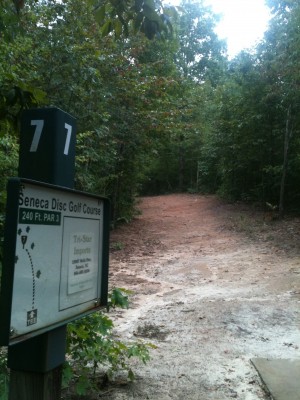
[114,19,123,38]
[109,287,131,309]
[133,11,144,32]
[75,375,90,396]
[94,4,106,24]
[101,20,112,36]
[143,4,162,24]
[62,362,73,388]
[128,368,135,381]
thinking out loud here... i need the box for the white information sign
[68,232,95,295]
[7,180,107,342]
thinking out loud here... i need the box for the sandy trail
[105,194,300,400]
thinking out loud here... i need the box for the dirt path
[106,194,300,400]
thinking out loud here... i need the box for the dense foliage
[197,0,300,214]
[1,0,299,219]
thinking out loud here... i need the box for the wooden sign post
[8,107,76,400]
[0,108,109,399]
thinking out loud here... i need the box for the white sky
[166,0,271,58]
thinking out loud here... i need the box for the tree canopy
[1,0,300,226]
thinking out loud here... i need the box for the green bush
[0,347,8,400]
[62,288,154,397]
[0,289,154,399]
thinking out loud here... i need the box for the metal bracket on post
[8,107,76,400]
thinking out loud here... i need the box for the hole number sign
[30,120,73,156]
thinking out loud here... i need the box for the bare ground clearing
[104,194,300,399]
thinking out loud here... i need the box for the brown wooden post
[9,366,63,400]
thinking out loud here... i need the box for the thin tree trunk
[178,135,185,192]
[279,104,293,218]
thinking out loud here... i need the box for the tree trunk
[178,137,185,192]
[279,104,293,218]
